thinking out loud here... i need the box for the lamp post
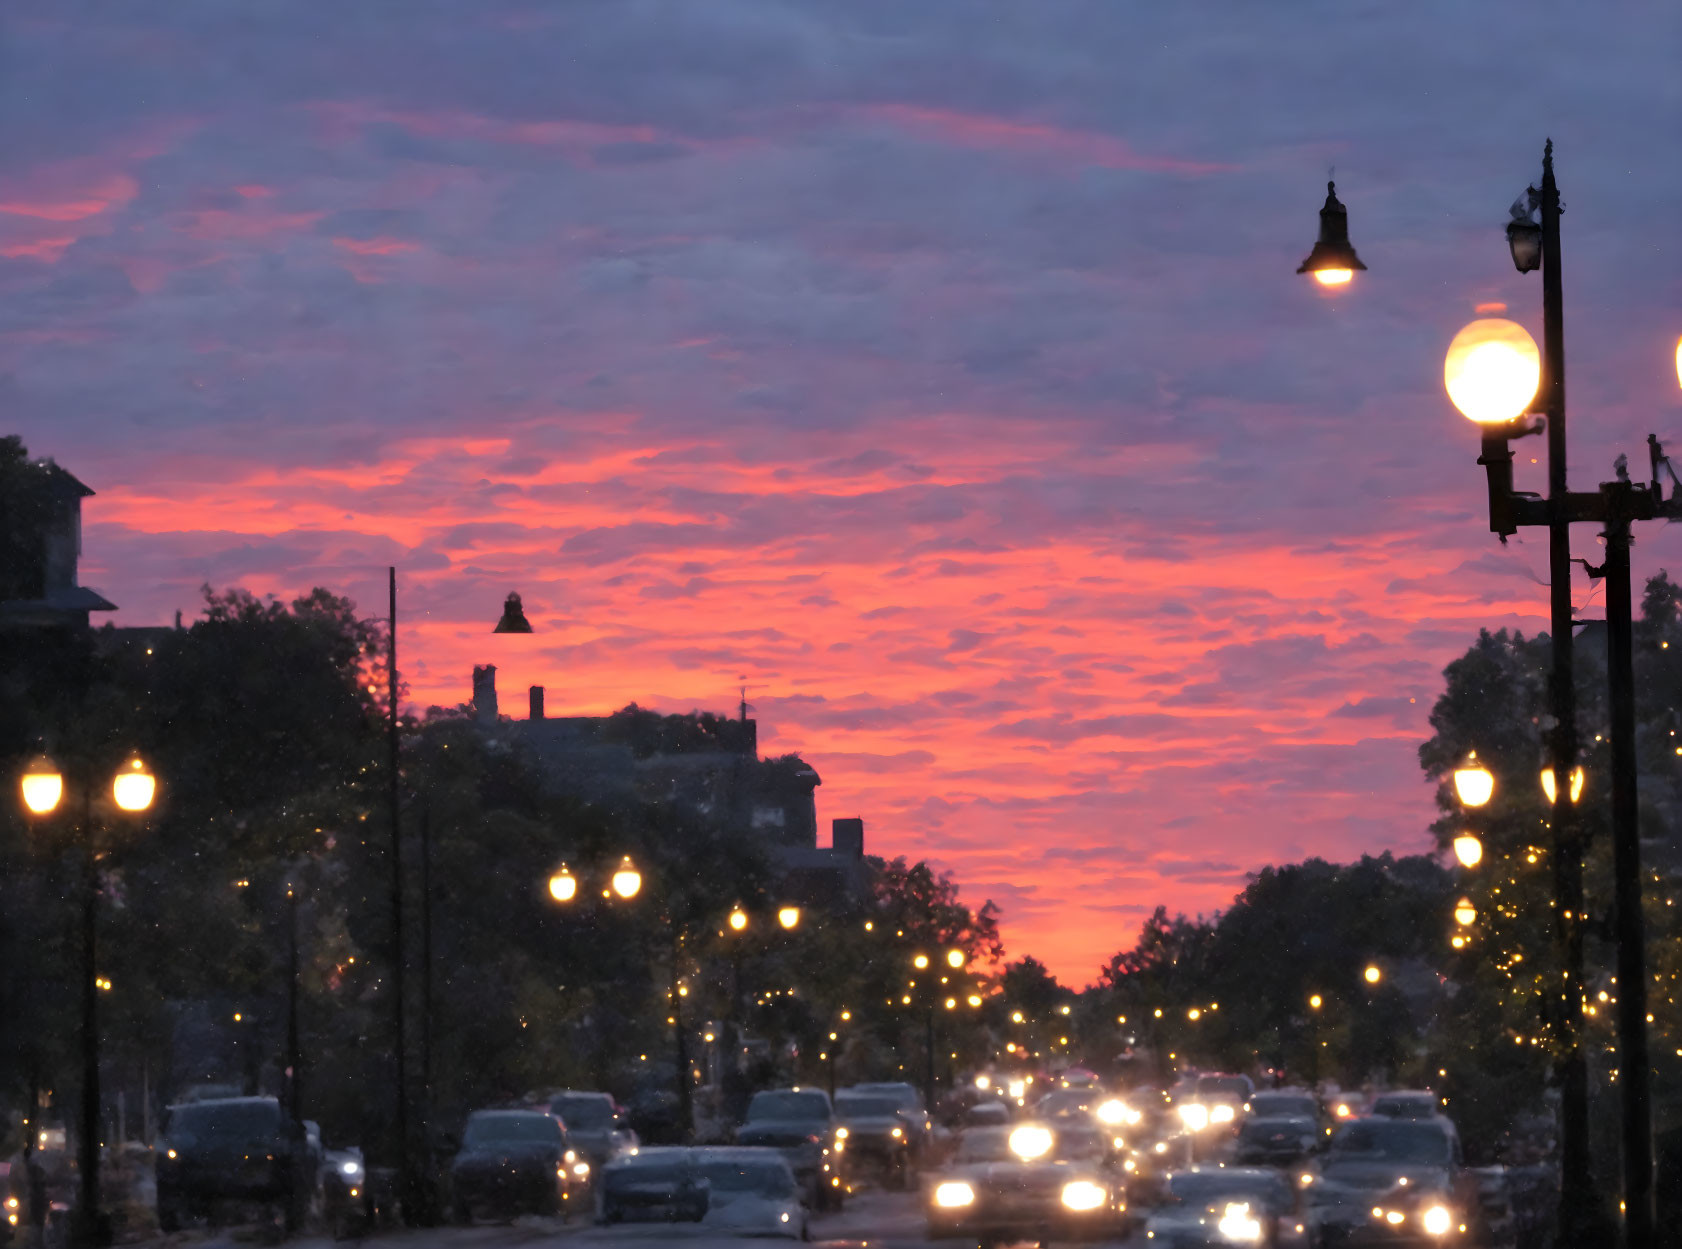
[1449,140,1682,1249]
[20,753,156,1249]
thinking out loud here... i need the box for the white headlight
[1217,1202,1262,1242]
[1096,1099,1127,1126]
[1178,1104,1209,1131]
[1210,1104,1234,1124]
[1008,1125,1053,1159]
[1060,1181,1106,1212]
[1422,1205,1453,1236]
[891,1127,903,1139]
[573,1162,590,1177]
[934,1182,975,1209]
[341,1161,360,1175]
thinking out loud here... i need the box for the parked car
[449,1109,575,1223]
[736,1088,843,1210]
[154,1097,308,1231]
[924,1123,1127,1245]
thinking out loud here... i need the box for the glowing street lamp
[548,867,578,903]
[728,907,749,932]
[1363,965,1382,985]
[1308,994,1323,1011]
[610,857,642,900]
[1454,898,1477,926]
[913,953,930,970]
[946,949,966,969]
[111,757,156,812]
[1541,766,1585,805]
[1453,833,1484,869]
[776,905,801,930]
[1444,318,1542,425]
[20,756,63,816]
[1296,181,1367,288]
[1452,753,1495,808]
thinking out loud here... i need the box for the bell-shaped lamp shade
[1445,318,1541,424]
[1454,898,1477,926]
[20,756,64,816]
[610,857,642,899]
[1506,218,1543,274]
[777,905,801,930]
[728,907,748,931]
[1296,181,1368,286]
[1452,753,1495,808]
[112,757,156,812]
[1540,766,1585,805]
[947,948,967,969]
[549,868,578,903]
[1453,833,1484,868]
[493,591,534,633]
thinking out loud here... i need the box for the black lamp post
[19,753,157,1249]
[1452,140,1679,1249]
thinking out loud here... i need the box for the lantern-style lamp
[1452,753,1495,808]
[1541,766,1585,805]
[610,857,642,900]
[776,905,801,930]
[1296,181,1368,287]
[493,591,534,633]
[20,756,64,816]
[112,757,156,812]
[1454,898,1477,926]
[728,907,748,932]
[549,867,578,903]
[1506,190,1543,274]
[1453,833,1484,868]
[946,948,966,969]
[1445,319,1541,425]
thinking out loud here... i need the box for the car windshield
[854,1087,917,1109]
[1331,1121,1452,1164]
[1168,1172,1287,1212]
[552,1097,614,1129]
[166,1102,282,1144]
[748,1092,829,1121]
[1240,1117,1316,1141]
[1196,1076,1249,1100]
[607,1160,688,1186]
[1053,1128,1108,1160]
[1251,1095,1317,1118]
[836,1097,902,1119]
[1373,1095,1436,1118]
[696,1159,796,1197]
[463,1113,562,1147]
[956,1129,1014,1162]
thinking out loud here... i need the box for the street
[125,1189,1162,1249]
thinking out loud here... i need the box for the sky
[4,1,1679,984]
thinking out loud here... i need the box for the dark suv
[736,1088,843,1210]
[155,1097,306,1231]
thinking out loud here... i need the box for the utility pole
[387,566,410,1217]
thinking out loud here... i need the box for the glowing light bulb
[1452,753,1494,807]
[549,869,578,903]
[1313,268,1353,287]
[1444,318,1541,424]
[112,758,155,812]
[1453,833,1484,868]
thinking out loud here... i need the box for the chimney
[472,665,498,723]
[832,817,864,858]
[530,685,545,720]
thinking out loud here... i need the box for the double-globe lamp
[1449,751,1585,870]
[22,755,156,815]
[548,855,643,904]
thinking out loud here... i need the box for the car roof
[166,1096,280,1110]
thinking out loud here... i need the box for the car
[691,1148,809,1239]
[1368,1092,1444,1122]
[1236,1115,1324,1167]
[1144,1165,1296,1247]
[924,1122,1127,1246]
[597,1147,807,1237]
[833,1089,915,1189]
[963,1100,1013,1128]
[154,1096,309,1232]
[735,1088,844,1210]
[1249,1089,1324,1124]
[847,1081,933,1143]
[320,1145,373,1240]
[1305,1117,1478,1246]
[598,1148,707,1224]
[448,1109,575,1223]
[1035,1087,1101,1121]
[548,1090,638,1166]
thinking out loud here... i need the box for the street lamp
[548,866,578,903]
[1444,317,1541,426]
[776,906,800,930]
[1451,753,1495,808]
[1454,899,1477,927]
[946,949,966,969]
[728,907,748,932]
[18,752,156,1249]
[1452,834,1484,869]
[1296,181,1368,288]
[1362,965,1381,985]
[611,857,643,900]
[1540,766,1584,805]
